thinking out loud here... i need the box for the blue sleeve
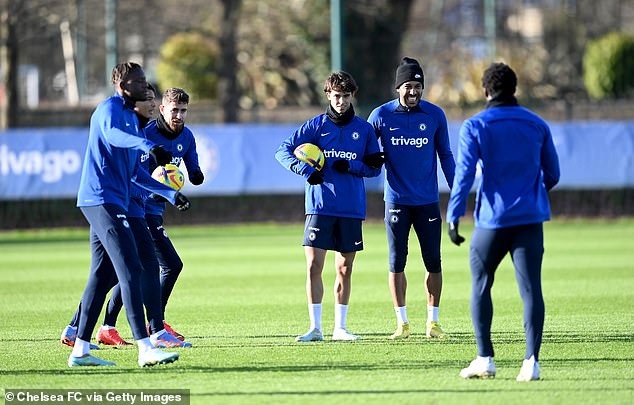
[348,127,381,178]
[275,120,319,180]
[367,108,382,139]
[541,125,560,191]
[447,120,479,223]
[132,165,178,204]
[183,130,202,174]
[99,103,154,152]
[435,109,456,189]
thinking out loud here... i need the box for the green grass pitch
[0,219,633,404]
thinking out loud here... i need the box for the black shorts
[385,202,442,273]
[303,214,363,253]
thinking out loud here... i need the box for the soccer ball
[151,164,185,191]
[294,143,325,171]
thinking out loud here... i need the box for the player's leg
[412,202,445,338]
[510,223,544,381]
[72,205,178,367]
[61,302,100,350]
[295,214,332,342]
[385,203,412,339]
[460,227,508,378]
[146,214,186,340]
[69,207,124,366]
[132,217,191,348]
[331,217,362,341]
[96,284,132,346]
[146,214,183,315]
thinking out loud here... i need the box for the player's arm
[447,120,479,224]
[275,120,319,179]
[181,129,204,185]
[540,125,560,191]
[367,107,383,139]
[132,165,178,204]
[435,110,456,189]
[100,103,154,152]
[347,128,382,178]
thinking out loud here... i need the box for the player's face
[134,89,156,120]
[121,69,148,102]
[326,89,353,114]
[160,101,188,132]
[398,80,423,108]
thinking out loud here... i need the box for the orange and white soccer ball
[294,143,325,171]
[151,164,185,191]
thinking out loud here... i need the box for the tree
[344,0,414,112]
[583,32,634,99]
[0,0,19,128]
[217,0,242,122]
[155,32,219,102]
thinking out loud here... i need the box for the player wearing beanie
[368,57,455,340]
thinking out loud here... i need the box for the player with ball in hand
[144,87,205,342]
[276,71,384,343]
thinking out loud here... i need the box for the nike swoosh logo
[354,241,363,246]
[389,127,399,131]
[321,132,330,137]
[428,218,438,222]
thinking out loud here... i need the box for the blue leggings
[469,223,545,360]
[70,217,165,335]
[75,205,147,341]
[146,214,183,316]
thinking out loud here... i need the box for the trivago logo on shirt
[390,136,429,148]
[0,144,82,183]
[323,149,357,160]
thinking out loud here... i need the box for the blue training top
[77,94,177,210]
[127,125,178,219]
[275,113,381,219]
[144,120,202,216]
[368,99,455,206]
[447,105,560,229]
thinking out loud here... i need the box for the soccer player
[144,87,205,340]
[368,57,455,340]
[62,85,193,349]
[447,63,560,381]
[275,71,382,342]
[69,62,191,367]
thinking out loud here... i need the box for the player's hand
[189,170,204,185]
[332,159,350,173]
[150,193,167,203]
[307,171,324,185]
[149,145,172,166]
[362,152,386,169]
[448,222,465,246]
[174,192,191,211]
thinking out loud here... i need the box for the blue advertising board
[1,121,633,201]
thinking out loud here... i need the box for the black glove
[332,159,350,173]
[448,222,465,246]
[150,193,167,203]
[174,192,191,212]
[149,145,172,166]
[189,170,204,185]
[362,152,386,169]
[307,171,324,185]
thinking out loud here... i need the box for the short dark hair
[323,71,358,94]
[111,62,143,85]
[482,63,517,97]
[162,87,190,104]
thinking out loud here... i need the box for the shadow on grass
[2,356,633,377]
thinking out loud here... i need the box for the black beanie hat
[394,57,424,89]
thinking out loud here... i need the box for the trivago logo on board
[0,144,82,183]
